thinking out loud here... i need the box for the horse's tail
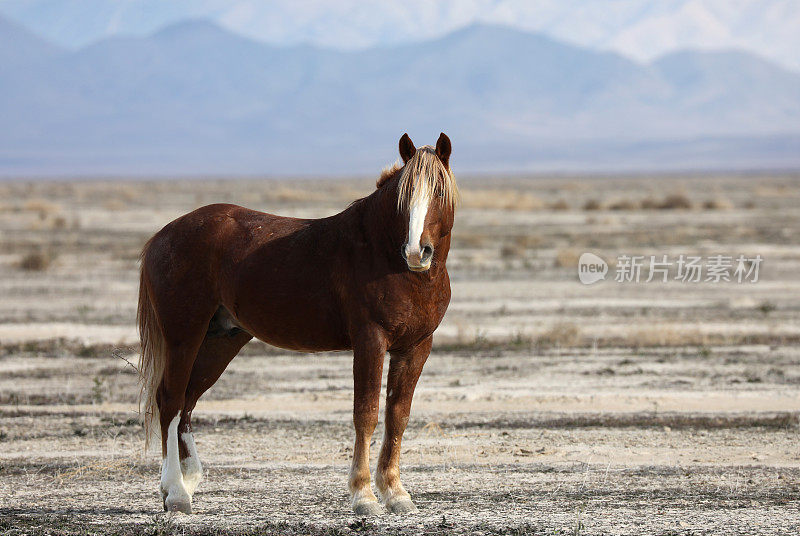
[137,239,164,451]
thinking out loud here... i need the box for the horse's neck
[348,187,397,248]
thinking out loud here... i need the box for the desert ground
[1,174,799,535]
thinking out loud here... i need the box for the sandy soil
[1,175,799,535]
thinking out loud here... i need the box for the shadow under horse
[138,133,458,515]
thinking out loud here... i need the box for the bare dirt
[1,175,799,535]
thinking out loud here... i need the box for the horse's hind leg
[156,312,215,514]
[178,329,253,498]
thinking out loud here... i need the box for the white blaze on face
[405,178,431,263]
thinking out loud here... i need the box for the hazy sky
[2,0,799,70]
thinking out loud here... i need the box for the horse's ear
[436,132,451,168]
[399,133,416,163]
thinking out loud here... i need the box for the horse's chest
[370,279,450,343]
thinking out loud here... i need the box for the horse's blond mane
[394,146,459,212]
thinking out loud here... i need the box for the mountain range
[2,1,799,71]
[2,15,799,176]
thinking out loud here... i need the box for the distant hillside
[1,17,798,176]
[2,0,799,71]
[0,14,60,67]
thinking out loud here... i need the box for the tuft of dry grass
[608,199,637,211]
[702,198,733,210]
[658,193,693,210]
[554,249,580,269]
[548,199,570,210]
[582,199,601,211]
[537,322,582,347]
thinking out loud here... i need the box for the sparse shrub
[640,197,659,209]
[18,251,54,271]
[549,199,570,210]
[583,199,601,211]
[91,376,106,404]
[608,199,637,211]
[757,301,776,316]
[501,235,540,259]
[500,243,525,259]
[509,330,533,349]
[743,369,763,383]
[658,193,692,210]
[51,215,68,229]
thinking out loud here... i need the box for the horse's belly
[227,290,349,353]
[248,316,349,353]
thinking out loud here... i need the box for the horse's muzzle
[402,242,434,272]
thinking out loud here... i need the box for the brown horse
[138,133,458,515]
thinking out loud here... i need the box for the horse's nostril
[421,245,434,262]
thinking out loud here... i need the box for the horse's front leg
[375,336,431,514]
[349,328,388,515]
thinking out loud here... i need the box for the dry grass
[23,198,60,218]
[537,322,582,347]
[703,198,734,210]
[264,187,325,203]
[579,193,697,211]
[102,199,127,211]
[554,249,580,269]
[457,233,489,248]
[461,189,544,210]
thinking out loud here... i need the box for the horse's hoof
[386,497,417,514]
[353,500,384,516]
[165,497,192,514]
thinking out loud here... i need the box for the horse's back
[141,203,312,315]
